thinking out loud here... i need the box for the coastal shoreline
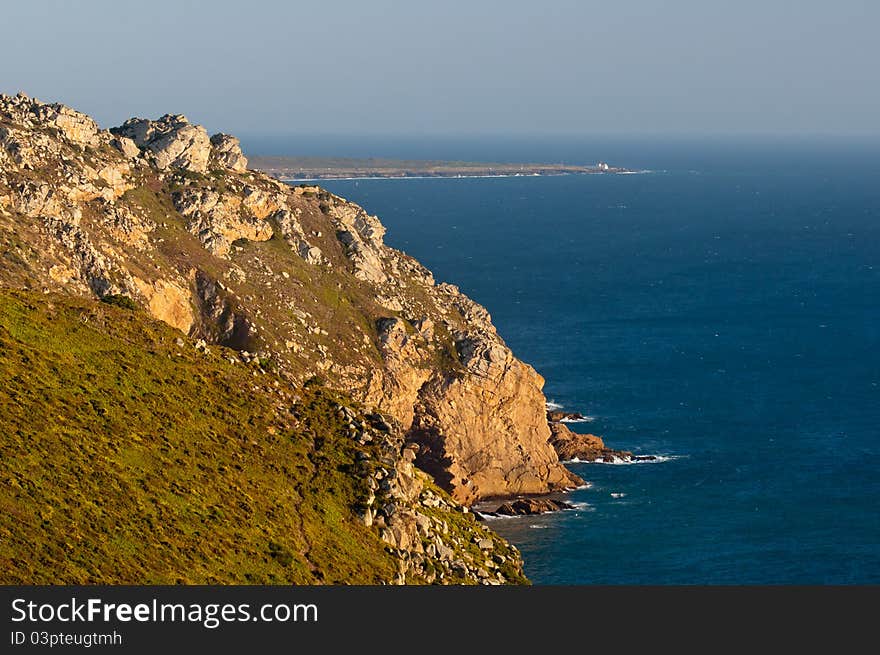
[467,402,670,518]
[278,171,644,182]
[249,154,635,181]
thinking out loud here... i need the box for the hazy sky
[2,0,878,136]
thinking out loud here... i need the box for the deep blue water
[312,138,880,583]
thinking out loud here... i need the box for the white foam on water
[476,512,521,521]
[560,416,594,423]
[545,400,564,410]
[602,454,680,465]
[565,454,682,465]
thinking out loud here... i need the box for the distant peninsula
[249,155,631,180]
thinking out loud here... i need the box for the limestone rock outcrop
[329,197,388,284]
[111,117,250,174]
[172,187,275,257]
[273,207,328,266]
[111,114,212,172]
[110,135,140,159]
[133,277,194,334]
[210,133,248,171]
[38,103,102,146]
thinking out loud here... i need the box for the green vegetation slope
[0,290,526,584]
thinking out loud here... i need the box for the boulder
[210,133,248,171]
[111,114,212,172]
[549,422,639,462]
[37,103,102,146]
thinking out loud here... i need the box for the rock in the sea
[547,410,589,422]
[491,498,573,516]
[549,422,641,463]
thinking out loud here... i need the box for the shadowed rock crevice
[193,269,254,349]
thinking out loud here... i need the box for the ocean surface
[267,136,880,583]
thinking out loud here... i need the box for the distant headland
[249,155,632,180]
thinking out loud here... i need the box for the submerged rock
[490,498,574,516]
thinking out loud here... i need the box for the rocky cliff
[0,92,581,506]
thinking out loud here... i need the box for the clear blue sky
[1,0,878,136]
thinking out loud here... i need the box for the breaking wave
[560,416,594,423]
[564,454,682,465]
[476,512,521,521]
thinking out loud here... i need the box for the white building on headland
[597,162,610,171]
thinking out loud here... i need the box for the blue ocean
[257,135,880,583]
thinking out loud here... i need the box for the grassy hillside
[0,289,403,584]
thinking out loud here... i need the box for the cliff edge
[0,92,581,506]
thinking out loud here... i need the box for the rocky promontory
[0,92,581,503]
[0,92,590,583]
